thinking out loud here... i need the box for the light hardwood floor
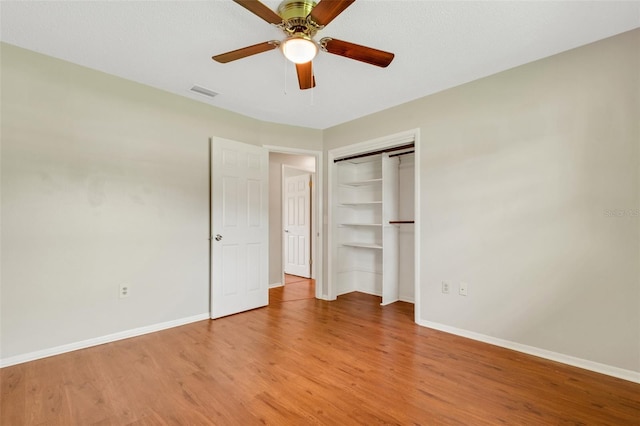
[2,288,639,425]
[269,274,315,303]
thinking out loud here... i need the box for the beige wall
[324,29,640,372]
[0,43,320,360]
[2,28,639,375]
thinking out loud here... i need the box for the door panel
[222,244,239,296]
[211,138,268,319]
[247,243,261,291]
[283,173,311,278]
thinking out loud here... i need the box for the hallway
[270,274,315,303]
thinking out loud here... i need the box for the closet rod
[333,143,415,163]
[389,150,414,158]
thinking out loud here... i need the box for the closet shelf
[342,242,383,249]
[340,178,382,187]
[340,201,382,206]
[389,220,415,224]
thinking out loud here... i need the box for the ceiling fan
[212,0,395,90]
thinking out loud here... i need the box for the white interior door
[211,137,268,319]
[283,173,311,278]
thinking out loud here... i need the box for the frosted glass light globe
[282,37,318,64]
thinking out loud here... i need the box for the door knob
[215,234,222,241]
[284,229,289,233]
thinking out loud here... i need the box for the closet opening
[327,130,420,318]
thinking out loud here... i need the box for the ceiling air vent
[190,85,218,98]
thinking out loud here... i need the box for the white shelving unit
[334,153,400,305]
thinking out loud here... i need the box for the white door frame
[264,145,324,300]
[282,166,313,280]
[327,129,421,322]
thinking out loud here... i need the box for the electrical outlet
[119,284,130,299]
[442,281,450,294]
[459,282,468,296]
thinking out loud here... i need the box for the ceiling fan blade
[233,0,283,25]
[308,0,355,27]
[321,38,394,68]
[296,61,316,90]
[212,41,280,63]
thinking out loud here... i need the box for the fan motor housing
[277,0,316,20]
[278,0,318,36]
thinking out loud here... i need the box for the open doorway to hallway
[268,152,316,289]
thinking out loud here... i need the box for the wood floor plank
[1,290,639,425]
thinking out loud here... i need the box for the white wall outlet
[442,281,450,294]
[119,284,130,299]
[459,282,468,296]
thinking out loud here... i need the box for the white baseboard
[418,319,640,384]
[269,282,283,288]
[0,313,210,368]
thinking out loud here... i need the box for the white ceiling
[1,1,639,129]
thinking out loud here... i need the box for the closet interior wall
[397,153,415,303]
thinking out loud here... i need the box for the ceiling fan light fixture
[282,36,318,64]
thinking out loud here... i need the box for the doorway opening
[266,146,323,300]
[327,129,421,321]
